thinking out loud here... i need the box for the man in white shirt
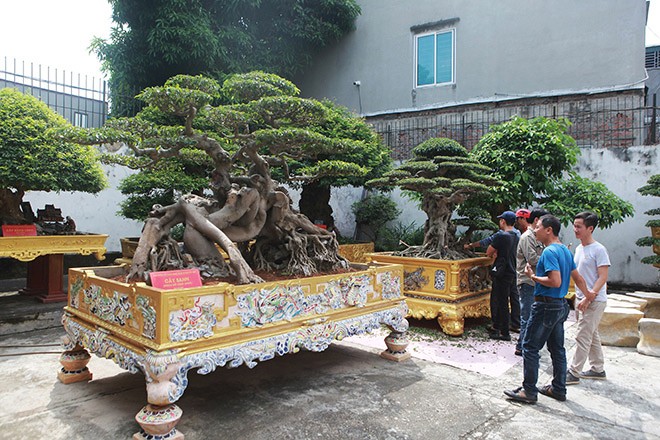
[566,211,611,385]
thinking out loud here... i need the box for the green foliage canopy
[0,88,107,195]
[93,0,361,115]
[636,174,660,266]
[470,116,633,228]
[70,73,389,221]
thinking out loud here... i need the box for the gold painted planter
[366,252,492,336]
[338,242,375,263]
[61,263,409,438]
[0,234,108,262]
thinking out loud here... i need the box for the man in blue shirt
[504,214,593,403]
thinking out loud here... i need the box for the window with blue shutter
[415,29,454,87]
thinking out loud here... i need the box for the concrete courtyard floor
[0,297,658,439]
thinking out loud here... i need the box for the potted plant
[366,137,500,335]
[59,72,409,438]
[636,174,660,268]
[0,89,109,302]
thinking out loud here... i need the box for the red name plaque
[2,224,37,236]
[150,268,202,290]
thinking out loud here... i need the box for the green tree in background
[469,116,633,228]
[93,0,360,116]
[0,89,107,226]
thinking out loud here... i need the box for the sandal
[539,384,566,402]
[504,387,537,403]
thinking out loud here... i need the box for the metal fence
[0,57,108,128]
[368,92,660,159]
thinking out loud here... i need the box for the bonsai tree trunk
[0,188,26,224]
[299,182,336,233]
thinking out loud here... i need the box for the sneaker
[581,369,606,380]
[566,371,580,385]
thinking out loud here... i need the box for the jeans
[521,298,570,398]
[515,284,535,351]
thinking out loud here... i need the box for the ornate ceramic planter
[338,242,375,263]
[366,252,492,336]
[60,263,408,438]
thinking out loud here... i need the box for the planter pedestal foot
[134,404,184,440]
[381,331,411,362]
[58,346,92,384]
[438,312,465,336]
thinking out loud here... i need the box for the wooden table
[0,235,108,303]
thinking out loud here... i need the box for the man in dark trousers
[504,214,593,403]
[486,211,520,341]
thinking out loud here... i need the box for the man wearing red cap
[514,208,548,356]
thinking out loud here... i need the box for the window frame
[414,28,456,89]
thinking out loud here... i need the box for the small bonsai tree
[366,137,499,259]
[0,89,107,226]
[636,174,660,267]
[66,72,385,284]
[470,116,634,227]
[351,193,401,249]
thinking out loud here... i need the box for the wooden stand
[20,254,67,303]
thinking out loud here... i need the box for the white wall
[27,147,658,288]
[24,163,143,254]
[559,145,660,287]
[297,0,647,116]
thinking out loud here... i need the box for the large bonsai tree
[636,174,660,267]
[469,116,634,227]
[0,88,107,226]
[366,138,499,260]
[110,98,392,233]
[93,0,361,116]
[68,72,382,284]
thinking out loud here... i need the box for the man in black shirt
[486,211,520,341]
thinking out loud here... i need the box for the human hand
[524,263,533,278]
[577,298,590,312]
[463,243,471,250]
[586,289,597,301]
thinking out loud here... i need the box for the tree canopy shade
[469,116,633,228]
[93,0,361,116]
[0,88,107,225]
[65,72,386,284]
[367,137,500,259]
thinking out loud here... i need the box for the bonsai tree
[636,174,660,267]
[110,98,392,231]
[366,137,500,260]
[0,88,107,226]
[469,116,634,228]
[297,101,392,233]
[66,72,383,284]
[351,193,401,249]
